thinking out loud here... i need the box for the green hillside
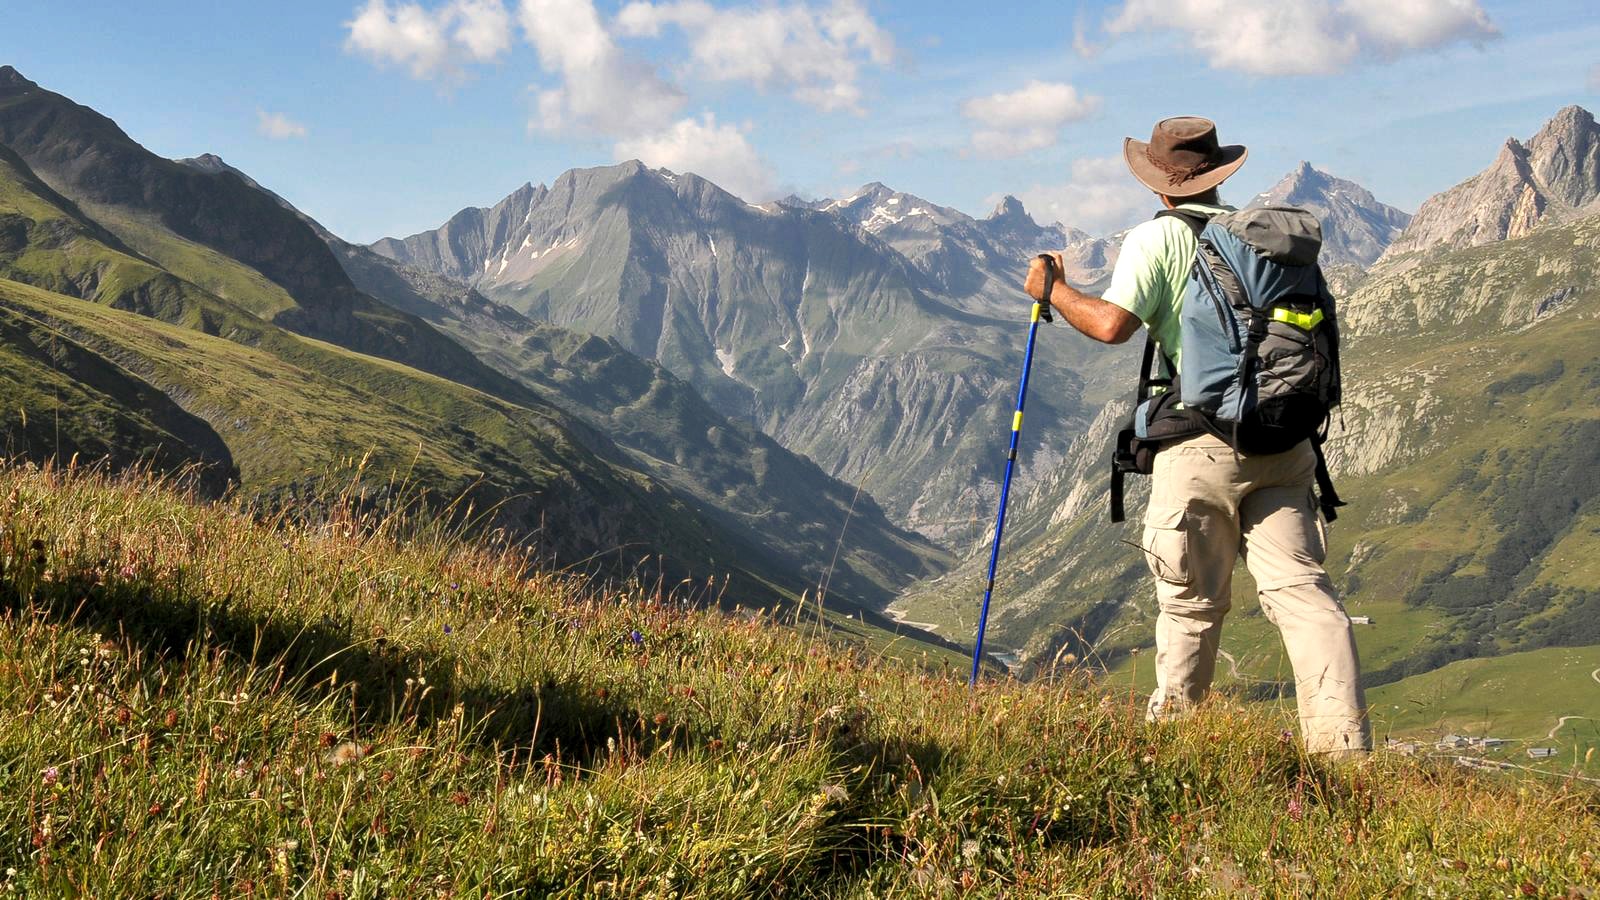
[2,465,1595,896]
[1368,646,1600,755]
[0,66,519,399]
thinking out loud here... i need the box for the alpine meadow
[2,0,1600,895]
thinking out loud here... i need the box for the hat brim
[1123,137,1248,197]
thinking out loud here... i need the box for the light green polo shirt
[1102,202,1234,371]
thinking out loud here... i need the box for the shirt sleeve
[1101,220,1171,327]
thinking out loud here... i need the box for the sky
[4,0,1597,243]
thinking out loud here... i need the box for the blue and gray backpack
[1110,206,1345,523]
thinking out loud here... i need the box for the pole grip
[1036,253,1056,323]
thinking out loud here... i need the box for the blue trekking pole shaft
[971,255,1055,686]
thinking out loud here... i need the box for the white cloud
[614,114,778,201]
[519,0,684,136]
[1105,0,1496,76]
[1016,155,1157,236]
[1339,0,1495,52]
[345,0,513,80]
[614,0,894,113]
[256,110,309,140]
[961,81,1101,159]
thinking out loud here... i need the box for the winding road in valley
[1543,670,1600,742]
[1548,715,1594,741]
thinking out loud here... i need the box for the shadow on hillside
[0,561,694,770]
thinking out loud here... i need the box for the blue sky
[4,0,1596,242]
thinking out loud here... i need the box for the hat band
[1146,146,1218,187]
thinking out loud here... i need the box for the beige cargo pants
[1142,433,1371,757]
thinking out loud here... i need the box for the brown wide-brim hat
[1124,116,1247,197]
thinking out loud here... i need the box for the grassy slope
[0,302,235,492]
[0,275,835,612]
[1,465,1596,897]
[1367,646,1600,753]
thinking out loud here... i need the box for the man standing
[1023,116,1371,758]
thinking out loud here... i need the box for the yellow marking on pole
[1012,411,1024,431]
[1031,303,1042,323]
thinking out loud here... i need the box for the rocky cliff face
[1248,162,1411,268]
[373,163,1099,545]
[1377,105,1600,268]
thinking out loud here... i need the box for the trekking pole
[970,254,1054,686]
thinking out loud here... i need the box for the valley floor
[1,463,1597,897]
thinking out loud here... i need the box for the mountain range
[0,65,950,648]
[5,61,1598,748]
[370,161,1106,546]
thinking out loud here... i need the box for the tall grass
[0,461,1595,897]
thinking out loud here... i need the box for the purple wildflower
[443,624,453,635]
[629,630,644,645]
[41,766,59,786]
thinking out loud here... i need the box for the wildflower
[1287,796,1304,822]
[629,630,644,645]
[443,624,453,634]
[40,767,59,786]
[327,742,366,766]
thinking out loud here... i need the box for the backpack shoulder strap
[1108,207,1220,524]
[1154,207,1213,238]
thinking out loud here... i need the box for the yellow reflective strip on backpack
[1272,307,1324,330]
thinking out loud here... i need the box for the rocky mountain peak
[985,195,1035,227]
[184,152,228,170]
[1527,105,1600,209]
[1249,162,1410,267]
[0,66,36,91]
[1489,136,1532,174]
[1378,105,1600,268]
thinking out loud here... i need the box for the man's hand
[1023,252,1143,345]
[1023,251,1068,304]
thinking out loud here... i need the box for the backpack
[1109,206,1345,523]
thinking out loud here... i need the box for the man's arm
[1023,254,1142,345]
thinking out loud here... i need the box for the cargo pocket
[1142,504,1191,585]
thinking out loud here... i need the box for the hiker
[1022,117,1371,759]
